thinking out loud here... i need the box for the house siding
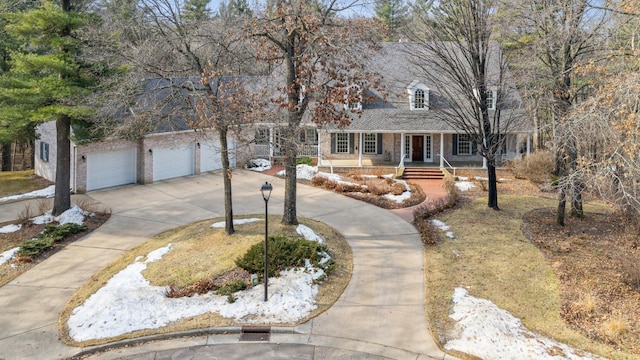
[34,121,58,183]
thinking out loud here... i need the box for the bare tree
[408,0,526,210]
[250,0,384,225]
[94,0,256,234]
[498,0,609,224]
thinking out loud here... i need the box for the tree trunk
[486,161,499,210]
[52,115,71,216]
[557,185,567,226]
[570,179,584,218]
[219,126,234,235]
[281,124,298,225]
[1,143,11,171]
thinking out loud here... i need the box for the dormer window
[474,88,498,110]
[407,81,429,110]
[345,84,362,111]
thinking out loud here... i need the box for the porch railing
[253,144,318,158]
[439,155,456,177]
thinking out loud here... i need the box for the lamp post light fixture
[260,181,273,301]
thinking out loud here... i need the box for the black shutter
[331,134,336,153]
[377,133,383,154]
[349,133,355,154]
[452,134,458,155]
[472,140,478,155]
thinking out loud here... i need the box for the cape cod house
[34,42,531,193]
[253,42,532,171]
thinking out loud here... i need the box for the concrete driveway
[0,170,451,360]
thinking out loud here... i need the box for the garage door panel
[87,148,137,191]
[153,144,195,181]
[201,138,236,173]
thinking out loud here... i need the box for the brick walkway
[391,179,448,223]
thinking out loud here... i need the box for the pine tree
[374,0,409,41]
[0,0,96,214]
[183,0,211,22]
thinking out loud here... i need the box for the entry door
[412,135,424,162]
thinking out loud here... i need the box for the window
[345,85,362,111]
[335,133,349,153]
[457,134,473,155]
[255,129,269,144]
[363,133,377,154]
[486,90,497,110]
[407,81,429,110]
[40,142,49,162]
[299,128,318,144]
[414,89,426,109]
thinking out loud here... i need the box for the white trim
[407,82,430,111]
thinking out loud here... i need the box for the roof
[324,42,532,133]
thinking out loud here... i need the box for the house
[253,42,532,170]
[35,78,240,193]
[35,43,532,192]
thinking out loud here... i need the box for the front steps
[402,168,445,180]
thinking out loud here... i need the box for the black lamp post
[260,181,273,301]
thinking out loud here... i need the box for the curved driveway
[0,170,451,360]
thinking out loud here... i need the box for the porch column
[439,133,444,168]
[526,133,531,157]
[317,130,322,167]
[400,133,406,165]
[358,132,363,167]
[269,127,274,158]
[515,134,522,159]
[483,157,487,169]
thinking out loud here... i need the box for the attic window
[407,81,429,110]
[486,90,497,110]
[345,85,362,111]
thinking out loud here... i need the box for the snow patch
[0,247,20,266]
[211,218,262,228]
[296,224,325,243]
[31,205,90,226]
[245,159,271,172]
[67,243,328,342]
[454,181,476,192]
[0,224,22,234]
[277,164,318,180]
[0,185,55,203]
[431,219,450,231]
[445,288,603,360]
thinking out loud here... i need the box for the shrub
[217,280,248,297]
[413,176,459,246]
[235,236,334,279]
[17,223,87,259]
[296,157,313,166]
[505,150,554,184]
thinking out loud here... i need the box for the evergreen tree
[375,0,408,41]
[183,0,211,22]
[0,0,96,214]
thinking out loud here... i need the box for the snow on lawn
[446,288,603,360]
[0,185,55,203]
[245,159,272,172]
[0,224,22,234]
[31,205,91,226]
[276,164,318,180]
[0,247,19,266]
[455,181,476,192]
[296,224,325,243]
[68,225,331,342]
[211,218,262,228]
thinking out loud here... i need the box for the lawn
[0,170,51,198]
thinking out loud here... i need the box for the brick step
[402,168,445,180]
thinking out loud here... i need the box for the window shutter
[349,133,355,154]
[452,134,458,155]
[40,142,44,160]
[331,134,336,153]
[472,140,478,155]
[377,134,383,154]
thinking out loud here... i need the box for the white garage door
[153,144,195,181]
[201,138,236,172]
[87,148,137,191]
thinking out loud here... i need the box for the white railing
[254,144,270,157]
[253,144,318,158]
[439,155,456,177]
[298,144,318,157]
[395,153,407,177]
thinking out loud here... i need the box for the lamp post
[260,181,272,301]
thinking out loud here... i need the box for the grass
[424,195,622,359]
[0,170,51,199]
[58,215,352,347]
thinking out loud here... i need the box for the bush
[217,280,248,297]
[17,223,87,259]
[505,150,554,184]
[235,236,334,279]
[413,176,459,246]
[296,157,313,166]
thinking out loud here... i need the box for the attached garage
[200,138,236,173]
[86,148,137,191]
[153,144,195,181]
